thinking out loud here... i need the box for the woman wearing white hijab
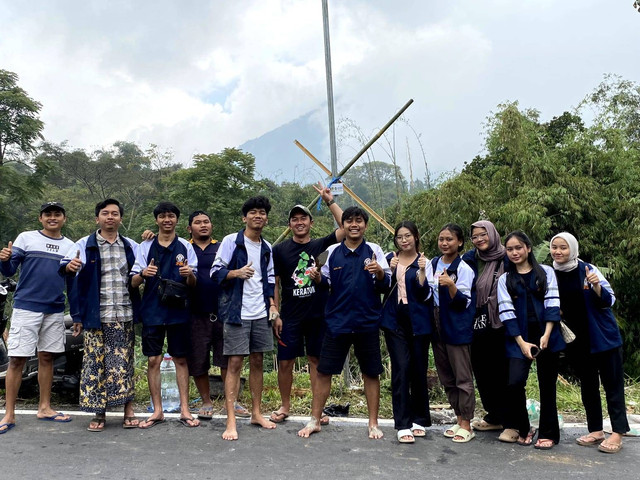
[550,232,629,454]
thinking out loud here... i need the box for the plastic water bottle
[526,399,540,427]
[160,353,180,412]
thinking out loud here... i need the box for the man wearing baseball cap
[0,202,75,434]
[269,183,344,424]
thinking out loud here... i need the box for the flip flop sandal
[444,424,461,438]
[138,417,166,429]
[576,433,605,446]
[38,412,72,423]
[122,416,140,429]
[197,407,214,420]
[534,439,556,450]
[411,423,426,437]
[517,427,537,446]
[0,423,16,434]
[598,441,622,454]
[397,429,415,444]
[87,417,105,432]
[269,411,290,423]
[452,428,476,443]
[178,417,200,428]
[320,414,330,426]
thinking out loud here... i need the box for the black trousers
[505,350,560,443]
[566,344,629,434]
[471,326,509,425]
[383,303,431,430]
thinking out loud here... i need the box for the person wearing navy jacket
[381,221,433,444]
[550,232,629,454]
[60,198,141,431]
[430,223,476,443]
[497,231,565,450]
[130,201,199,430]
[297,206,391,440]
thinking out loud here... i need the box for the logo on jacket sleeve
[175,253,186,266]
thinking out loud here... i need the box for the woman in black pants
[550,232,629,454]
[462,221,509,433]
[381,221,432,444]
[497,231,566,449]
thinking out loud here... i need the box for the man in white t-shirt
[211,196,279,441]
[0,202,75,434]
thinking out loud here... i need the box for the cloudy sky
[1,1,638,182]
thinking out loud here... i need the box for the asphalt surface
[1,410,638,480]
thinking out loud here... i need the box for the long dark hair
[393,220,420,252]
[439,223,464,252]
[504,231,546,299]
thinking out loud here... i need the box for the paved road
[1,410,638,480]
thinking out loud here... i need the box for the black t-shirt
[273,231,338,321]
[191,240,220,314]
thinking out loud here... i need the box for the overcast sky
[1,1,638,181]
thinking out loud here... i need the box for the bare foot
[368,425,384,439]
[251,415,277,429]
[298,418,321,438]
[222,427,238,441]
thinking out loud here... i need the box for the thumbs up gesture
[389,252,399,272]
[418,252,427,270]
[65,249,83,273]
[438,269,454,287]
[144,258,158,278]
[585,265,599,287]
[237,260,255,280]
[0,241,13,262]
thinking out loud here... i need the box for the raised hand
[313,181,334,204]
[389,252,399,272]
[236,260,255,280]
[66,249,83,273]
[144,258,158,278]
[438,269,455,287]
[585,266,599,287]
[418,252,427,270]
[179,264,193,278]
[141,230,155,241]
[364,255,383,278]
[0,241,13,262]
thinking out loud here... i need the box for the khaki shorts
[7,308,66,357]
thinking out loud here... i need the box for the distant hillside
[240,111,331,184]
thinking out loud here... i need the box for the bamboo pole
[272,99,414,245]
[294,140,394,234]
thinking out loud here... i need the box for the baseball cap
[40,202,66,214]
[288,204,312,220]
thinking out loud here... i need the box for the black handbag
[157,277,189,309]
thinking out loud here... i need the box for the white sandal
[411,423,426,437]
[397,429,415,443]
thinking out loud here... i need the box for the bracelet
[326,199,336,206]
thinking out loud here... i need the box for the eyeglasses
[395,234,413,241]
[471,232,489,242]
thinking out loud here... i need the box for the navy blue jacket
[497,264,565,358]
[63,232,141,329]
[380,253,432,335]
[212,229,275,325]
[320,240,391,336]
[561,261,622,354]
[431,255,475,345]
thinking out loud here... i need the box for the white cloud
[0,0,638,177]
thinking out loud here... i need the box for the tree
[404,76,640,375]
[0,70,44,165]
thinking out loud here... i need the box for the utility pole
[322,0,338,178]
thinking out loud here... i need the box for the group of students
[0,193,630,454]
[380,219,629,453]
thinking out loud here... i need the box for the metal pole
[322,0,338,177]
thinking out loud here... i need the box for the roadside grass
[4,340,639,421]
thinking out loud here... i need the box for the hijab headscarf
[471,221,506,328]
[550,232,580,272]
